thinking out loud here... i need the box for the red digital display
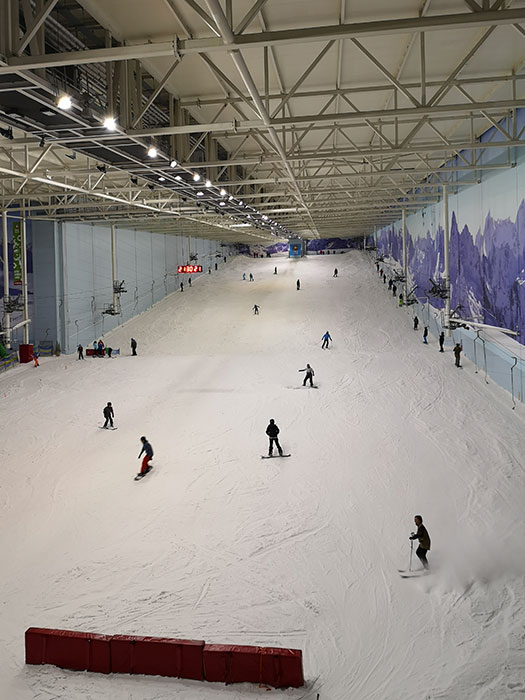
[177,265,202,273]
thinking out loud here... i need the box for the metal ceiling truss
[0,0,524,240]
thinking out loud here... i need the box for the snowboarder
[77,344,84,360]
[439,332,445,352]
[138,436,154,474]
[253,304,260,315]
[333,268,338,278]
[423,326,428,344]
[131,338,137,356]
[413,316,419,331]
[409,515,431,569]
[249,273,254,282]
[265,419,283,457]
[321,331,332,349]
[180,281,184,292]
[296,279,301,291]
[242,273,246,281]
[274,267,277,275]
[33,350,39,367]
[103,401,114,428]
[299,363,315,387]
[453,342,462,367]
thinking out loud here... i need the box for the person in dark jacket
[103,401,114,428]
[453,342,462,367]
[299,363,315,387]
[392,283,397,297]
[439,332,445,352]
[253,304,260,315]
[180,281,184,292]
[138,436,154,474]
[97,339,104,357]
[423,326,428,344]
[77,344,84,360]
[413,316,419,331]
[265,419,283,457]
[333,268,338,278]
[409,515,431,569]
[296,279,301,290]
[131,338,137,356]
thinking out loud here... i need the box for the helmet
[141,436,146,441]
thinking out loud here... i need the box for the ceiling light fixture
[197,191,204,196]
[175,175,182,181]
[220,188,227,197]
[103,115,117,131]
[193,172,201,182]
[57,94,72,110]
[170,159,178,168]
[158,176,166,182]
[219,201,226,206]
[205,179,212,187]
[147,145,158,158]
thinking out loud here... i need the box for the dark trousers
[322,339,329,349]
[416,546,429,569]
[103,416,113,428]
[303,373,314,386]
[439,342,444,352]
[132,348,137,356]
[455,355,461,367]
[78,351,83,360]
[268,437,282,456]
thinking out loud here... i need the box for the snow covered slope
[2,252,525,699]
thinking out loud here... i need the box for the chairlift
[427,277,449,299]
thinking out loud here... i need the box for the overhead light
[175,175,182,181]
[193,172,201,182]
[262,215,268,220]
[219,201,226,206]
[57,94,72,111]
[103,115,117,131]
[228,195,234,201]
[205,179,212,187]
[147,145,158,158]
[239,200,244,206]
[197,191,204,196]
[220,188,227,197]
[231,223,251,227]
[170,159,178,168]
[158,176,166,182]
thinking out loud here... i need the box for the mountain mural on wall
[377,202,525,344]
[234,237,364,256]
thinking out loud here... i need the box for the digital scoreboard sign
[177,265,202,273]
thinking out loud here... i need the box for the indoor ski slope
[2,251,525,700]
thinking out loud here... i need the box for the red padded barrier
[25,628,111,673]
[110,635,204,679]
[110,635,135,674]
[202,644,230,683]
[264,647,304,688]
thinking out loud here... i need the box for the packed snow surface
[2,252,525,700]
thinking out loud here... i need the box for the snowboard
[261,454,291,459]
[134,466,153,481]
[99,426,118,430]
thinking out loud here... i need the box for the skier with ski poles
[299,363,315,387]
[321,331,332,349]
[409,515,431,569]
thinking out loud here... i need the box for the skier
[453,342,462,367]
[215,263,218,270]
[209,268,211,274]
[265,419,283,457]
[398,294,403,307]
[249,273,254,282]
[321,331,332,349]
[253,304,260,315]
[103,401,114,428]
[274,267,277,275]
[180,281,184,292]
[33,350,39,367]
[77,344,84,360]
[333,268,338,278]
[296,279,301,291]
[299,363,315,387]
[413,316,419,331]
[131,338,137,356]
[409,515,431,569]
[423,326,428,344]
[439,332,445,352]
[188,277,192,287]
[392,283,397,297]
[243,273,246,281]
[388,279,393,290]
[138,436,154,475]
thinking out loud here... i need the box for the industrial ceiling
[0,0,525,243]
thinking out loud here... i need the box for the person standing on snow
[33,350,39,367]
[409,515,431,569]
[253,304,260,315]
[439,332,445,352]
[77,344,84,360]
[138,436,154,474]
[321,331,332,349]
[274,267,277,275]
[249,273,254,282]
[296,279,301,291]
[333,268,338,278]
[180,281,184,292]
[299,363,315,387]
[413,316,419,331]
[265,419,283,457]
[242,273,246,281]
[131,338,137,356]
[453,342,462,367]
[103,401,114,428]
[188,277,192,287]
[423,326,428,344]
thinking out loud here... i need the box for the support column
[401,208,407,301]
[21,208,29,344]
[2,210,10,348]
[111,224,117,311]
[443,185,451,336]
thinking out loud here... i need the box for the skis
[261,454,291,459]
[398,568,430,579]
[134,466,153,481]
[99,426,118,430]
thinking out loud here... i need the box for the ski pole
[409,539,414,572]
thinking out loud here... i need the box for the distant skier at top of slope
[299,363,315,387]
[321,331,332,349]
[409,515,431,569]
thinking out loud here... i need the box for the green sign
[12,221,22,286]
